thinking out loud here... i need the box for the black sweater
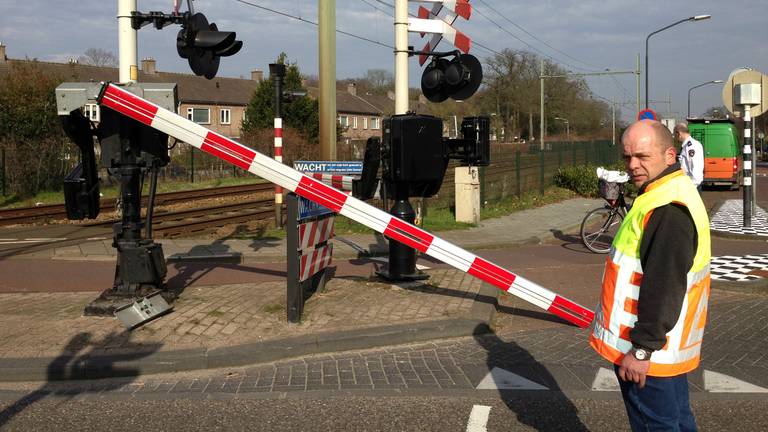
[628,165,698,351]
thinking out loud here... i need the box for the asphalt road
[0,390,766,431]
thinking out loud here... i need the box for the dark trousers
[614,365,697,432]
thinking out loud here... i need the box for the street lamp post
[645,15,711,109]
[687,79,723,118]
[554,117,570,142]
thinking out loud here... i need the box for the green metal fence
[431,139,619,208]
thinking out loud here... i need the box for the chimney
[347,82,357,96]
[141,58,157,74]
[0,42,6,62]
[251,69,264,82]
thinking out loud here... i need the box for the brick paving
[6,289,767,399]
[0,269,484,360]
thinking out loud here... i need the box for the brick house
[0,47,259,140]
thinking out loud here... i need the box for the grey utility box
[735,83,762,106]
[114,291,173,329]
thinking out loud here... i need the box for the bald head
[622,120,674,152]
[622,120,677,187]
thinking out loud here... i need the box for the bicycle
[580,177,631,254]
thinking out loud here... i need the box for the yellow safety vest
[589,170,711,377]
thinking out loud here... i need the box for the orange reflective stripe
[590,338,701,377]
[624,298,638,315]
[599,258,620,330]
[642,209,655,229]
[629,272,643,287]
[648,356,700,377]
[619,325,632,340]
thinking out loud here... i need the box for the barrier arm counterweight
[97,82,594,328]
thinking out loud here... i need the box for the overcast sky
[2,0,767,121]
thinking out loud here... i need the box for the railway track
[82,198,279,238]
[0,182,273,226]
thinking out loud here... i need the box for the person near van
[674,123,704,192]
[590,120,711,432]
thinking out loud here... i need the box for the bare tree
[703,105,728,119]
[78,48,118,67]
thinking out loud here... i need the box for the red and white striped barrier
[308,173,356,192]
[298,217,334,251]
[97,82,595,328]
[299,244,332,282]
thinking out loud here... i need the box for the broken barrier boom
[97,82,595,328]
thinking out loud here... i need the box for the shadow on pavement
[473,324,588,432]
[0,331,161,427]
[549,229,595,254]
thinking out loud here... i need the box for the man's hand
[618,354,650,389]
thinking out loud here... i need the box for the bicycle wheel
[580,207,624,254]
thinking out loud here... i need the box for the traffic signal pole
[117,0,138,83]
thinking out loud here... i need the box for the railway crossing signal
[176,12,242,79]
[421,53,483,103]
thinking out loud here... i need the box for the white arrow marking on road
[591,367,620,391]
[466,405,491,432]
[475,367,549,390]
[704,370,768,393]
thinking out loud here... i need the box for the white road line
[466,405,491,432]
[704,370,768,393]
[476,367,549,390]
[591,367,620,391]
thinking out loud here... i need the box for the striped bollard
[275,117,283,227]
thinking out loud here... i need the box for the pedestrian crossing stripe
[589,367,768,393]
[475,367,549,390]
[710,200,768,236]
[710,254,768,281]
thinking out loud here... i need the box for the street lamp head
[692,15,711,21]
[712,79,724,84]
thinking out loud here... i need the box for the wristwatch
[630,345,652,361]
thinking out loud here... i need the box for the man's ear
[665,146,677,165]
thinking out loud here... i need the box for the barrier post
[286,192,302,322]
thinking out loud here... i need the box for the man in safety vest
[590,120,711,431]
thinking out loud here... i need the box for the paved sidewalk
[0,198,605,381]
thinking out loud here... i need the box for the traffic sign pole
[743,106,753,227]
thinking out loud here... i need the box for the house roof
[0,58,259,106]
[306,87,431,117]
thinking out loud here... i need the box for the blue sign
[298,197,335,219]
[294,160,362,219]
[637,109,658,121]
[294,161,362,174]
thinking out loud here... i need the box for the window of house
[83,104,100,122]
[371,117,380,130]
[220,108,231,125]
[187,107,210,124]
[352,116,358,129]
[363,117,368,130]
[339,115,349,128]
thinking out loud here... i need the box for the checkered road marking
[710,254,768,282]
[710,200,768,236]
